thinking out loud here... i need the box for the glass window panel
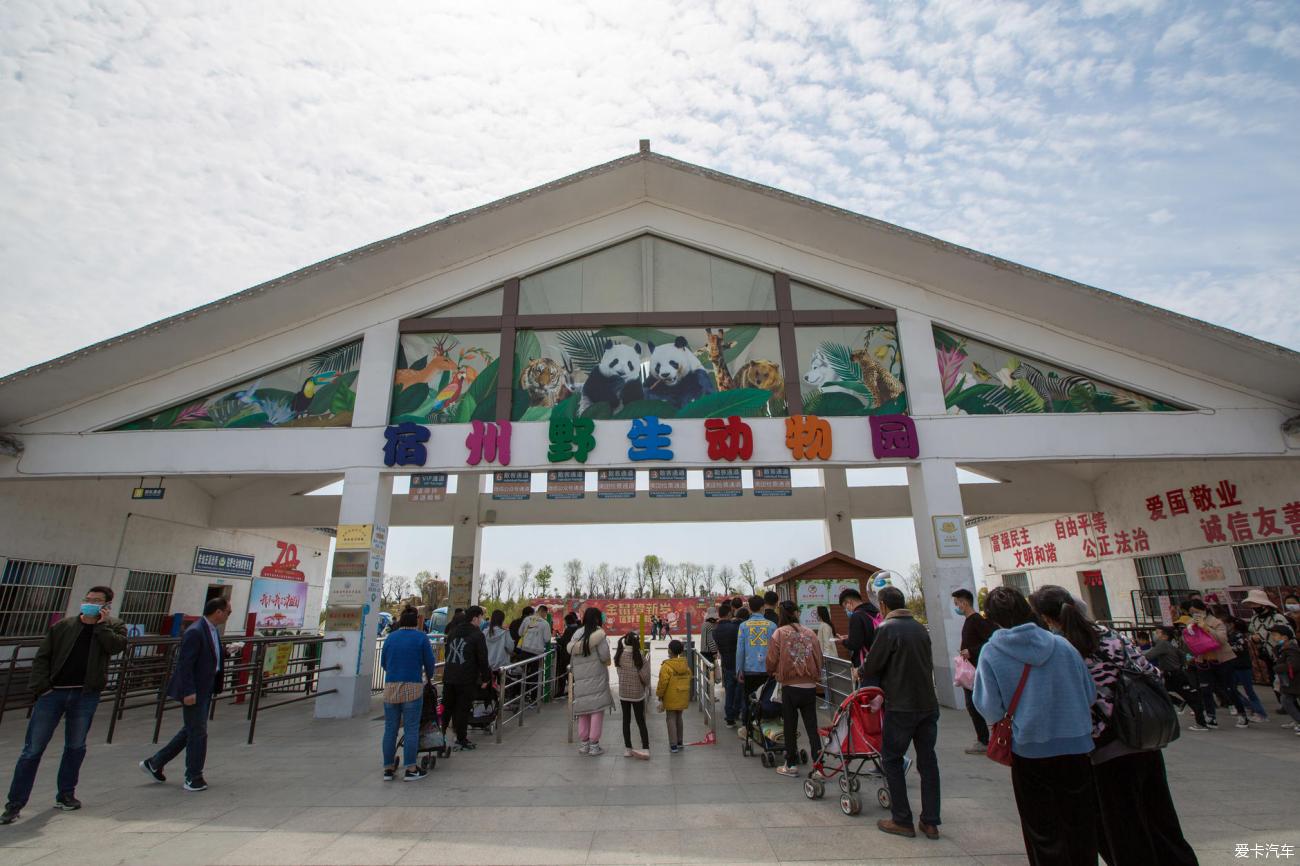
[512,325,787,421]
[790,281,870,310]
[113,340,363,431]
[426,287,503,317]
[934,326,1186,414]
[1001,572,1030,595]
[391,332,501,424]
[518,239,643,315]
[651,238,774,311]
[794,325,907,416]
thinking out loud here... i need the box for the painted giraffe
[704,327,738,391]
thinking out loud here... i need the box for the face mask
[952,606,963,617]
[1286,604,1300,612]
[80,603,103,618]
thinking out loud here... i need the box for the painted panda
[579,340,643,415]
[645,336,716,409]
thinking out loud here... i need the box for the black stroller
[393,678,451,771]
[741,678,808,768]
[467,673,500,735]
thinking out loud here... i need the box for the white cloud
[1147,208,1175,225]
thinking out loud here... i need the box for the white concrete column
[895,310,946,416]
[352,321,400,428]
[906,458,977,709]
[821,466,855,556]
[315,467,393,719]
[448,474,485,609]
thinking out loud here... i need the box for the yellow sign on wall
[336,524,373,550]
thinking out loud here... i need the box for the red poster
[529,597,722,638]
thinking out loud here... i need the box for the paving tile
[398,830,593,865]
[587,828,684,865]
[216,831,342,866]
[199,806,307,832]
[301,831,421,866]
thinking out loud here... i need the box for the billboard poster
[546,470,585,500]
[249,577,307,629]
[597,469,636,499]
[529,596,725,639]
[492,471,531,500]
[796,580,830,605]
[649,469,687,498]
[753,467,792,496]
[703,468,741,498]
[410,473,448,502]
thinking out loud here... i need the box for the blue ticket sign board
[193,547,255,577]
[753,467,792,497]
[648,468,687,499]
[703,468,742,497]
[597,469,636,499]
[492,471,531,500]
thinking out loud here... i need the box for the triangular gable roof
[764,551,885,587]
[3,146,1298,427]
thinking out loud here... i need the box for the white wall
[978,459,1300,620]
[0,477,329,634]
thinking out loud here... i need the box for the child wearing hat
[1269,623,1300,734]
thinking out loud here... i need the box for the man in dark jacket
[2,586,126,824]
[712,604,741,726]
[442,606,491,750]
[859,586,941,841]
[838,588,879,668]
[762,591,779,625]
[554,612,580,698]
[953,588,998,754]
[140,597,231,792]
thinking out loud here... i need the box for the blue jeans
[383,698,423,769]
[1231,667,1267,717]
[881,709,941,828]
[151,691,211,782]
[6,689,101,809]
[721,660,742,723]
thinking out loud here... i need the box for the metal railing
[496,648,554,744]
[823,656,856,708]
[0,632,344,744]
[371,633,445,693]
[687,647,718,738]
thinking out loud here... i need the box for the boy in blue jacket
[735,595,775,729]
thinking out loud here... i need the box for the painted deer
[704,327,737,391]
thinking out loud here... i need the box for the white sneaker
[1235,716,1249,728]
[1250,713,1269,723]
[578,741,591,755]
[587,744,605,757]
[632,749,650,760]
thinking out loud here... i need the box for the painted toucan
[291,373,338,416]
[429,370,467,413]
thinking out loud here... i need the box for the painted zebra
[1011,362,1096,404]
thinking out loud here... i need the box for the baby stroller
[804,685,906,816]
[394,678,451,771]
[741,678,808,768]
[467,673,500,735]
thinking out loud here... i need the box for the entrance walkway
[0,674,1295,864]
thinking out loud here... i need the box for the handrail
[494,648,554,744]
[823,656,856,709]
[688,647,718,739]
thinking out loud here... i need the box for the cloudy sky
[3,1,1297,585]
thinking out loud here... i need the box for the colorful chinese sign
[753,467,792,496]
[546,470,585,500]
[597,469,636,499]
[409,473,448,502]
[249,577,307,629]
[1142,479,1300,544]
[648,469,687,498]
[492,471,531,500]
[703,468,742,497]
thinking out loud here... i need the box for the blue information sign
[192,547,256,577]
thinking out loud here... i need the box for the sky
[3,1,1297,587]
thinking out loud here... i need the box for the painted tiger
[519,357,573,407]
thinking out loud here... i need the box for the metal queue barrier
[497,648,554,744]
[371,633,446,693]
[687,646,719,738]
[823,656,856,709]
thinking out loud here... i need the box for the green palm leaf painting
[307,341,363,375]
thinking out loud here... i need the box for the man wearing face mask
[2,587,127,824]
[952,589,998,755]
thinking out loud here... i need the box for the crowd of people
[7,575,1295,866]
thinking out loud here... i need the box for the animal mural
[390,333,499,424]
[800,326,908,416]
[114,341,363,430]
[510,326,786,421]
[933,327,1184,414]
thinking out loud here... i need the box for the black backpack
[1111,641,1180,750]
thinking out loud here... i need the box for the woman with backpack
[1030,585,1197,866]
[615,631,651,759]
[973,587,1097,865]
[766,601,824,777]
[567,607,614,756]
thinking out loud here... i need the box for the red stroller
[804,686,892,816]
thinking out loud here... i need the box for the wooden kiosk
[763,551,886,659]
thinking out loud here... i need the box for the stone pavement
[0,663,1296,865]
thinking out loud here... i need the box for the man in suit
[139,597,230,792]
[1,586,126,824]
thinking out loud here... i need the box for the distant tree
[563,559,583,597]
[644,555,664,596]
[666,562,690,596]
[519,562,535,599]
[739,560,759,594]
[485,568,508,600]
[612,565,632,597]
[700,564,717,597]
[382,573,414,608]
[977,585,990,613]
[535,564,554,598]
[718,565,737,596]
[415,572,447,611]
[787,556,800,570]
[633,561,647,597]
[596,562,612,597]
[901,562,927,623]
